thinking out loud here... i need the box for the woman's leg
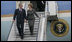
[28,19,35,35]
[28,20,32,34]
[30,19,35,34]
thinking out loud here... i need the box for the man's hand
[13,20,15,22]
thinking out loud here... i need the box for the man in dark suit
[13,3,27,39]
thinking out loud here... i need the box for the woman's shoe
[30,32,33,35]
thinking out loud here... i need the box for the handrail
[7,21,14,41]
[36,16,47,41]
[36,1,48,41]
[36,15,41,41]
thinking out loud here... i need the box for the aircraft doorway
[30,1,45,12]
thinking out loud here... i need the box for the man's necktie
[19,8,22,12]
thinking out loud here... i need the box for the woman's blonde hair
[28,3,33,8]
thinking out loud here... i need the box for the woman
[27,3,39,35]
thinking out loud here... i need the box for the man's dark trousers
[16,20,24,36]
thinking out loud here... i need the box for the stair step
[15,37,36,41]
[15,35,37,38]
[25,29,38,32]
[24,33,37,35]
[15,32,37,36]
[12,27,38,31]
[13,28,38,32]
[25,28,38,30]
[25,25,39,27]
[25,27,38,29]
[14,24,39,27]
[25,23,39,25]
[25,21,39,22]
[24,30,37,33]
[25,26,39,27]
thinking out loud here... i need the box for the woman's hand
[39,16,41,19]
[24,19,28,23]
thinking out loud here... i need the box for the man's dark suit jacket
[13,9,26,23]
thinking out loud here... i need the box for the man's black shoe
[20,33,24,39]
[20,35,24,39]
